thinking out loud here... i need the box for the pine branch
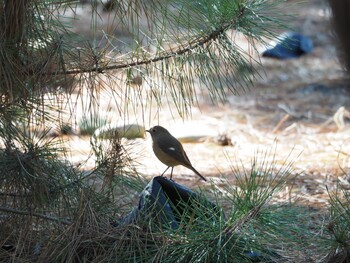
[40,6,247,76]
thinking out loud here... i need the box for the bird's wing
[157,140,192,166]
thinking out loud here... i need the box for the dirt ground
[61,0,350,210]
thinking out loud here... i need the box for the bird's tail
[189,166,207,181]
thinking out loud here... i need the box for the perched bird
[146,126,207,181]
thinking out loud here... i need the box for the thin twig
[224,202,264,236]
[272,114,289,133]
[0,206,71,225]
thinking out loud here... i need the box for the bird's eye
[152,128,156,133]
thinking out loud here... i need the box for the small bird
[146,126,207,181]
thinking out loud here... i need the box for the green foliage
[328,184,350,258]
[22,149,329,262]
[0,133,77,211]
[0,120,145,261]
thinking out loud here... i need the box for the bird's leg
[170,167,174,181]
[161,166,170,177]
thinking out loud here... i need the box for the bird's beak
[145,129,150,133]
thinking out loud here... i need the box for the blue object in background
[262,32,313,59]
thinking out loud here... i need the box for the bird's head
[146,126,169,140]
